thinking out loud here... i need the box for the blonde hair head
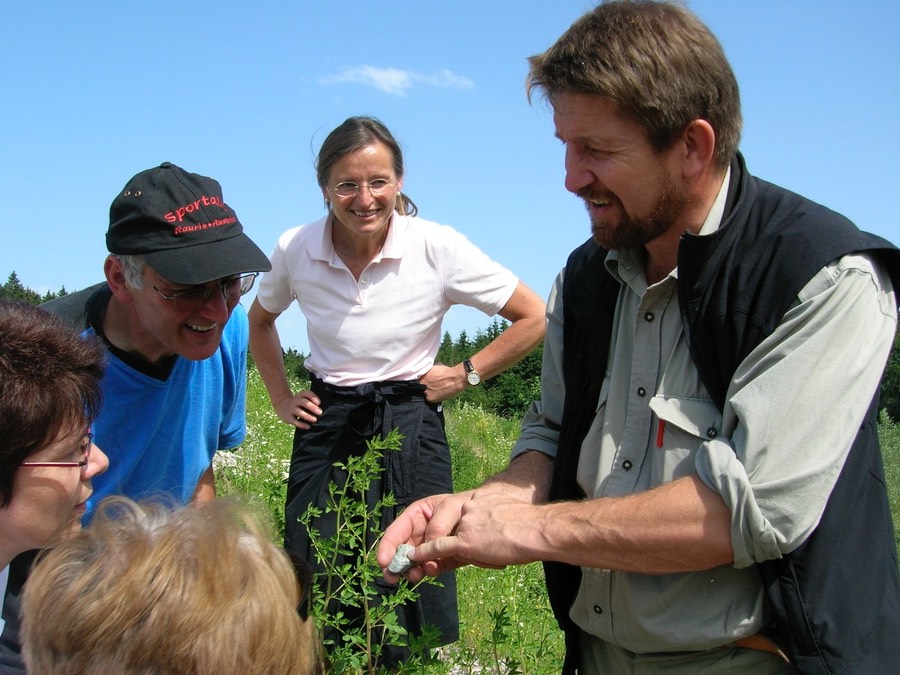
[22,496,322,675]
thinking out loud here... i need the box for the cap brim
[141,233,272,285]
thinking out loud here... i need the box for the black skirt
[284,376,459,659]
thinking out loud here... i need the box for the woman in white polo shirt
[248,116,545,666]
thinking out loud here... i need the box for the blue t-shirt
[86,304,248,510]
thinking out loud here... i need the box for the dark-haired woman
[248,116,545,665]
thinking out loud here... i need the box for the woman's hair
[527,0,742,169]
[316,115,418,216]
[0,299,104,506]
[22,497,323,675]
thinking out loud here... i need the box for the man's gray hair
[115,255,146,289]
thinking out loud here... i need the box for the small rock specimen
[388,544,416,574]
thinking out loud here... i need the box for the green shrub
[882,332,900,422]
[301,430,442,673]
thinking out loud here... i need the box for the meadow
[216,366,900,674]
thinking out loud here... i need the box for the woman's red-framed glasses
[20,433,93,475]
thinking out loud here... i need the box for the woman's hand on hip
[419,363,467,404]
[274,390,323,429]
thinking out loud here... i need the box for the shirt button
[360,277,368,285]
[645,312,654,322]
[707,427,718,438]
[637,387,646,397]
[593,605,603,615]
[622,460,632,471]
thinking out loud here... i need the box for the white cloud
[320,65,474,96]
[419,68,475,90]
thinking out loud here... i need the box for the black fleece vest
[545,154,900,674]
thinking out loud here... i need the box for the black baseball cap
[106,162,271,285]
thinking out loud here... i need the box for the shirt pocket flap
[648,396,722,440]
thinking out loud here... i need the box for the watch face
[467,370,481,386]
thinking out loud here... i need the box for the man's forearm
[482,450,554,504]
[191,465,217,504]
[536,474,734,574]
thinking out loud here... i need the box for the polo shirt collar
[308,212,409,264]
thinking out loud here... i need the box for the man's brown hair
[528,0,742,168]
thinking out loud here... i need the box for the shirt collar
[698,165,731,236]
[307,212,408,264]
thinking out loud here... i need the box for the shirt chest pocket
[647,396,722,484]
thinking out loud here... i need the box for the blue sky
[2,1,898,352]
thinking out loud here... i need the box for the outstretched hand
[377,491,471,583]
[378,488,543,583]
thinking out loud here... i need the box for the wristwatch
[463,359,481,386]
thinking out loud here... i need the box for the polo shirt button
[622,460,632,471]
[637,387,646,397]
[645,312,654,322]
[593,605,603,614]
[707,427,718,438]
[360,277,368,285]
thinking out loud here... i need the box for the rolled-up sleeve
[511,270,565,460]
[695,253,897,568]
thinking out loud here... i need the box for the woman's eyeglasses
[329,179,396,199]
[21,433,94,476]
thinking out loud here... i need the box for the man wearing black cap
[60,161,270,507]
[0,162,271,672]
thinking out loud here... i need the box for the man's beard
[584,178,688,251]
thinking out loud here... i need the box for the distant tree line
[9,269,900,423]
[281,347,308,384]
[436,318,542,419]
[0,272,68,305]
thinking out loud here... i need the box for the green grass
[878,411,900,550]
[444,402,565,672]
[217,367,900,673]
[215,367,294,539]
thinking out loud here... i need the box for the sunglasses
[145,273,258,312]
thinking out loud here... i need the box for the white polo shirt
[257,214,518,386]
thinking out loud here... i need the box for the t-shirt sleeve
[433,223,519,315]
[256,229,300,315]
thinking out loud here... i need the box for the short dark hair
[0,300,104,506]
[527,0,742,168]
[316,116,418,216]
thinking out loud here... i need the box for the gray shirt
[512,174,897,652]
